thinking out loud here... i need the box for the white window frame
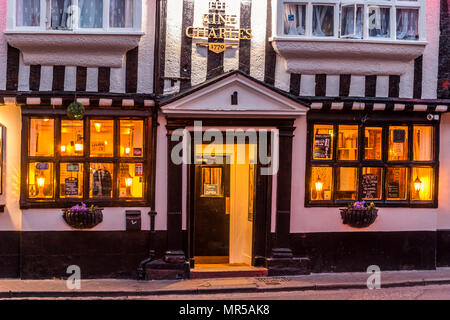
[277,0,425,42]
[7,0,142,33]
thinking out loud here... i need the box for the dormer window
[13,0,139,31]
[280,0,423,41]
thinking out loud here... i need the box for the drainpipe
[137,210,158,280]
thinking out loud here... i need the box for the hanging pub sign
[185,0,252,54]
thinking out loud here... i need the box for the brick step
[190,267,268,279]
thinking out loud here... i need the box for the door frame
[187,130,273,268]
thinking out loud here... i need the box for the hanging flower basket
[340,201,378,228]
[67,101,85,120]
[62,203,103,229]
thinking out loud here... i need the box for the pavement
[1,268,450,298]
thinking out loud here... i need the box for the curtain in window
[396,9,419,40]
[341,6,362,38]
[16,0,40,27]
[313,5,333,36]
[78,0,103,28]
[283,4,304,35]
[368,7,390,38]
[110,0,133,28]
[51,0,72,29]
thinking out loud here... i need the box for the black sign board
[362,174,378,199]
[65,178,78,196]
[314,134,332,159]
[387,182,400,199]
[393,129,406,143]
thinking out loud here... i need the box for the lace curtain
[313,5,334,36]
[396,9,419,40]
[341,6,363,38]
[369,7,390,38]
[51,0,72,29]
[78,0,103,28]
[284,4,305,35]
[110,0,133,28]
[16,0,40,27]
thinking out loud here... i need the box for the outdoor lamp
[414,176,423,193]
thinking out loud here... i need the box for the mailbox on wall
[126,210,141,231]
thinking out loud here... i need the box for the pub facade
[0,0,450,279]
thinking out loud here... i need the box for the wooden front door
[194,161,230,260]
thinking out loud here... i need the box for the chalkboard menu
[393,129,406,143]
[314,134,332,159]
[387,182,400,199]
[65,178,78,196]
[362,174,378,199]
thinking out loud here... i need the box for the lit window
[119,163,144,198]
[120,120,144,157]
[90,163,114,199]
[61,120,84,156]
[386,167,408,201]
[28,162,54,199]
[338,125,358,161]
[313,124,333,160]
[90,120,114,157]
[60,163,83,198]
[311,166,332,201]
[411,167,434,201]
[201,167,223,197]
[362,167,383,201]
[0,126,4,195]
[388,126,408,161]
[364,127,382,160]
[29,118,54,157]
[413,126,433,161]
[336,167,358,200]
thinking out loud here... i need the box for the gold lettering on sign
[185,0,252,53]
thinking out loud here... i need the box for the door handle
[225,197,230,215]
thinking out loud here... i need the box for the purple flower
[353,201,366,209]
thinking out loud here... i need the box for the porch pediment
[161,71,309,117]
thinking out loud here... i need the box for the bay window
[307,120,438,207]
[281,0,424,41]
[14,0,139,31]
[22,116,150,208]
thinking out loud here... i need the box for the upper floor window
[281,0,424,41]
[14,0,139,31]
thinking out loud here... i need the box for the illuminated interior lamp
[125,178,133,187]
[61,145,66,152]
[37,176,46,188]
[414,176,423,194]
[94,122,102,132]
[75,144,83,151]
[315,176,323,192]
[104,140,108,145]
[125,147,130,155]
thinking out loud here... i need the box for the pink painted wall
[0,0,7,90]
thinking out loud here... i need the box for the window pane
[28,162,54,198]
[16,0,40,27]
[29,119,54,157]
[413,126,433,161]
[336,167,358,200]
[313,125,334,160]
[120,120,144,157]
[365,127,382,160]
[60,163,83,198]
[338,125,358,160]
[284,4,305,35]
[341,5,363,39]
[0,127,3,195]
[50,0,72,29]
[368,7,390,38]
[201,167,223,197]
[90,120,114,157]
[79,0,103,28]
[411,167,434,201]
[89,163,114,198]
[396,9,419,40]
[388,126,408,161]
[362,167,383,200]
[119,163,144,198]
[311,166,332,201]
[61,120,84,156]
[110,0,133,28]
[312,5,334,36]
[386,167,408,200]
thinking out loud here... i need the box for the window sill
[4,31,144,68]
[271,36,427,75]
[20,200,150,210]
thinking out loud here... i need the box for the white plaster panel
[64,66,76,92]
[110,62,126,93]
[0,106,22,231]
[39,66,53,91]
[190,0,208,86]
[326,75,340,97]
[164,0,183,79]
[0,0,7,90]
[274,55,290,92]
[249,0,267,81]
[86,68,99,92]
[349,75,365,97]
[137,0,156,94]
[399,63,415,98]
[421,1,440,99]
[154,115,168,230]
[17,54,30,91]
[300,75,315,96]
[223,0,240,73]
[376,76,389,98]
